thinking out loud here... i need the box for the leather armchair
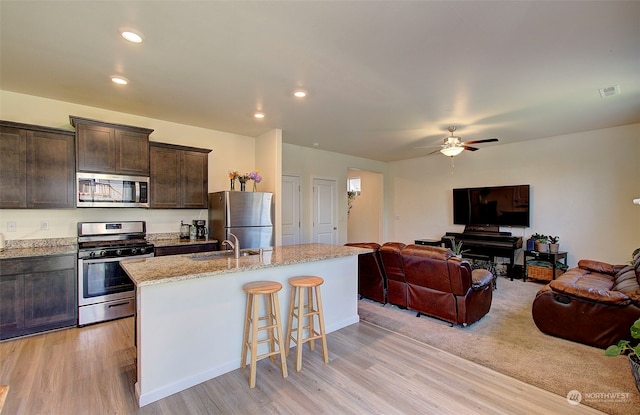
[344,242,386,303]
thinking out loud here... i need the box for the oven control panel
[79,244,154,259]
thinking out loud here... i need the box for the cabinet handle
[108,301,130,308]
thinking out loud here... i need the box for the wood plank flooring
[0,317,605,414]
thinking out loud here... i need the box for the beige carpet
[358,278,640,415]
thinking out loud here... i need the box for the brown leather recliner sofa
[344,242,386,303]
[532,255,640,349]
[380,242,408,307]
[347,242,494,326]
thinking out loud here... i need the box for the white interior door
[281,175,300,245]
[313,178,337,244]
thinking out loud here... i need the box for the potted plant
[451,240,469,258]
[605,317,640,393]
[532,233,549,253]
[548,236,560,253]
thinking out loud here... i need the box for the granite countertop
[0,238,77,260]
[121,243,371,287]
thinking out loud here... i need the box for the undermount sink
[191,249,261,260]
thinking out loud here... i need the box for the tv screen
[453,185,530,227]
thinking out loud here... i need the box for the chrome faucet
[222,232,240,259]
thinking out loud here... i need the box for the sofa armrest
[471,269,493,290]
[549,278,630,305]
[578,259,626,275]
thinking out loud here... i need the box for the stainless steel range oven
[77,221,154,326]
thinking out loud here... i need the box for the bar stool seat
[241,280,288,388]
[285,275,329,372]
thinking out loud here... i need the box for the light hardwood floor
[0,317,604,414]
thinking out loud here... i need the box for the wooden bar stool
[241,280,288,388]
[285,275,329,372]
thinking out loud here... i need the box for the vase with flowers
[237,174,247,191]
[228,170,240,190]
[230,170,263,191]
[248,170,262,191]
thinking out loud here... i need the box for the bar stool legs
[241,280,288,388]
[285,275,329,372]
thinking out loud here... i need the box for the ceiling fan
[430,126,499,157]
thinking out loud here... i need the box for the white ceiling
[1,1,639,162]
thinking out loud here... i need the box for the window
[347,177,361,195]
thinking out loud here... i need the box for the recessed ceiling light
[121,29,143,43]
[293,89,307,98]
[111,76,128,85]
[254,112,265,119]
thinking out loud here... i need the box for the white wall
[347,169,384,243]
[254,129,282,244]
[0,90,257,239]
[282,144,388,245]
[387,123,640,266]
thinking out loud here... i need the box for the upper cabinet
[150,142,211,209]
[0,121,75,209]
[70,116,153,176]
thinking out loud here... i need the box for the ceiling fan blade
[462,138,499,145]
[427,148,443,155]
[462,145,479,151]
[413,144,442,149]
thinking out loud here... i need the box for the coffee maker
[192,220,207,240]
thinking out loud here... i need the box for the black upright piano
[441,230,523,280]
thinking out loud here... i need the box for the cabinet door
[116,129,150,175]
[180,150,209,209]
[150,145,180,208]
[76,123,116,173]
[24,267,77,329]
[0,126,27,208]
[0,274,25,335]
[27,130,75,208]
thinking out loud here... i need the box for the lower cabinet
[0,254,77,340]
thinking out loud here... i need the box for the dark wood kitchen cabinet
[0,254,77,340]
[149,142,211,209]
[0,121,75,209]
[70,115,154,176]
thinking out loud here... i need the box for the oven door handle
[79,254,153,264]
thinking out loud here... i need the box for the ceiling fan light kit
[440,146,465,157]
[434,126,499,157]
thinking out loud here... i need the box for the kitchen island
[121,243,370,407]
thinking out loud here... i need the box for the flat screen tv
[453,185,530,227]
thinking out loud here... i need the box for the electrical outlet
[7,222,16,232]
[41,221,49,231]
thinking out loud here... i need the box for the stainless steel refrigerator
[208,191,274,249]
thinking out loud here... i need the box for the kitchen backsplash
[4,237,77,249]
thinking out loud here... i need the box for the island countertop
[121,243,370,287]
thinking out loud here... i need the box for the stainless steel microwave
[76,172,149,208]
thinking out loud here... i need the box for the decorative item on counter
[180,220,190,240]
[189,224,197,240]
